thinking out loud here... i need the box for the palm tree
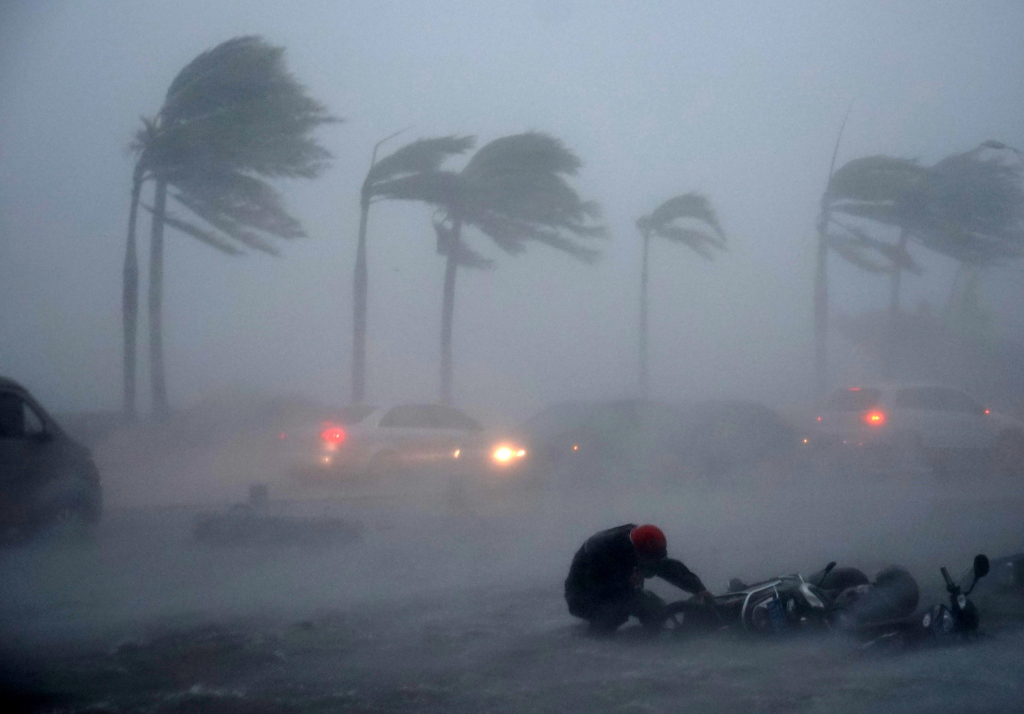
[124,36,336,419]
[351,134,475,404]
[635,194,725,397]
[819,155,927,378]
[378,132,605,404]
[821,145,1024,378]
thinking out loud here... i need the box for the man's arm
[655,558,707,594]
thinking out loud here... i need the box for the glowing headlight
[453,449,461,459]
[492,445,526,464]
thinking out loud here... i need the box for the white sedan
[811,383,1024,475]
[281,403,527,478]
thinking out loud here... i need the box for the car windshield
[825,388,883,411]
[379,404,481,430]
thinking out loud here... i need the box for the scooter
[664,562,870,635]
[855,554,990,649]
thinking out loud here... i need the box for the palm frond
[141,204,243,255]
[654,225,726,258]
[431,220,495,269]
[828,200,902,226]
[461,132,581,182]
[644,193,725,239]
[365,136,476,187]
[827,156,926,203]
[828,233,894,274]
[372,170,465,208]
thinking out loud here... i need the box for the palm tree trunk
[813,216,829,396]
[149,178,169,420]
[882,228,909,379]
[122,166,143,420]
[352,197,370,404]
[439,218,461,405]
[639,228,651,399]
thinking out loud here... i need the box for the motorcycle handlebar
[940,566,957,592]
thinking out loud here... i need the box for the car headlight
[492,445,526,464]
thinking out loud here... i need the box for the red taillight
[320,422,346,444]
[861,410,886,427]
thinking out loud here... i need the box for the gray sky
[1,0,1023,418]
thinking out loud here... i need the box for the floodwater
[2,465,1024,713]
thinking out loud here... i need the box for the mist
[2,1,1024,712]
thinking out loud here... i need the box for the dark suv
[0,376,102,541]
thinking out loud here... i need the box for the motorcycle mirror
[965,554,990,596]
[973,554,990,580]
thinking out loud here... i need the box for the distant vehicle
[281,403,528,479]
[810,383,1024,476]
[0,376,102,541]
[514,399,798,484]
[680,400,800,478]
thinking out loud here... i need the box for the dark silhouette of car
[514,398,798,485]
[0,376,102,541]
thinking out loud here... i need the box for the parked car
[281,403,528,479]
[809,383,1024,476]
[0,376,102,541]
[679,400,800,478]
[513,398,799,485]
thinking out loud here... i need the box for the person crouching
[565,524,712,633]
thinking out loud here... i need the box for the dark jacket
[564,524,705,606]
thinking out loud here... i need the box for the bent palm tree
[379,132,605,403]
[823,147,1024,378]
[351,134,475,404]
[124,36,336,418]
[635,194,725,397]
[820,155,927,378]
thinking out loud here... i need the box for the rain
[1,2,1024,712]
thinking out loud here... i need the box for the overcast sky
[1,0,1022,418]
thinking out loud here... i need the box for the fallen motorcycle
[854,554,990,649]
[663,561,875,634]
[665,555,990,649]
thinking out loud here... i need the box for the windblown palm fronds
[123,35,337,418]
[635,192,726,396]
[373,131,605,403]
[349,134,475,403]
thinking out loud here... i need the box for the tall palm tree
[378,132,605,404]
[819,155,927,378]
[351,134,475,404]
[124,36,336,419]
[821,146,1024,378]
[635,194,725,397]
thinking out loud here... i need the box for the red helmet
[629,524,667,558]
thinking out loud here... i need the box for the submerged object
[193,483,360,546]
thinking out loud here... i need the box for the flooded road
[2,471,1023,712]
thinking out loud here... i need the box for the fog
[2,1,1024,712]
[3,1,1023,416]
